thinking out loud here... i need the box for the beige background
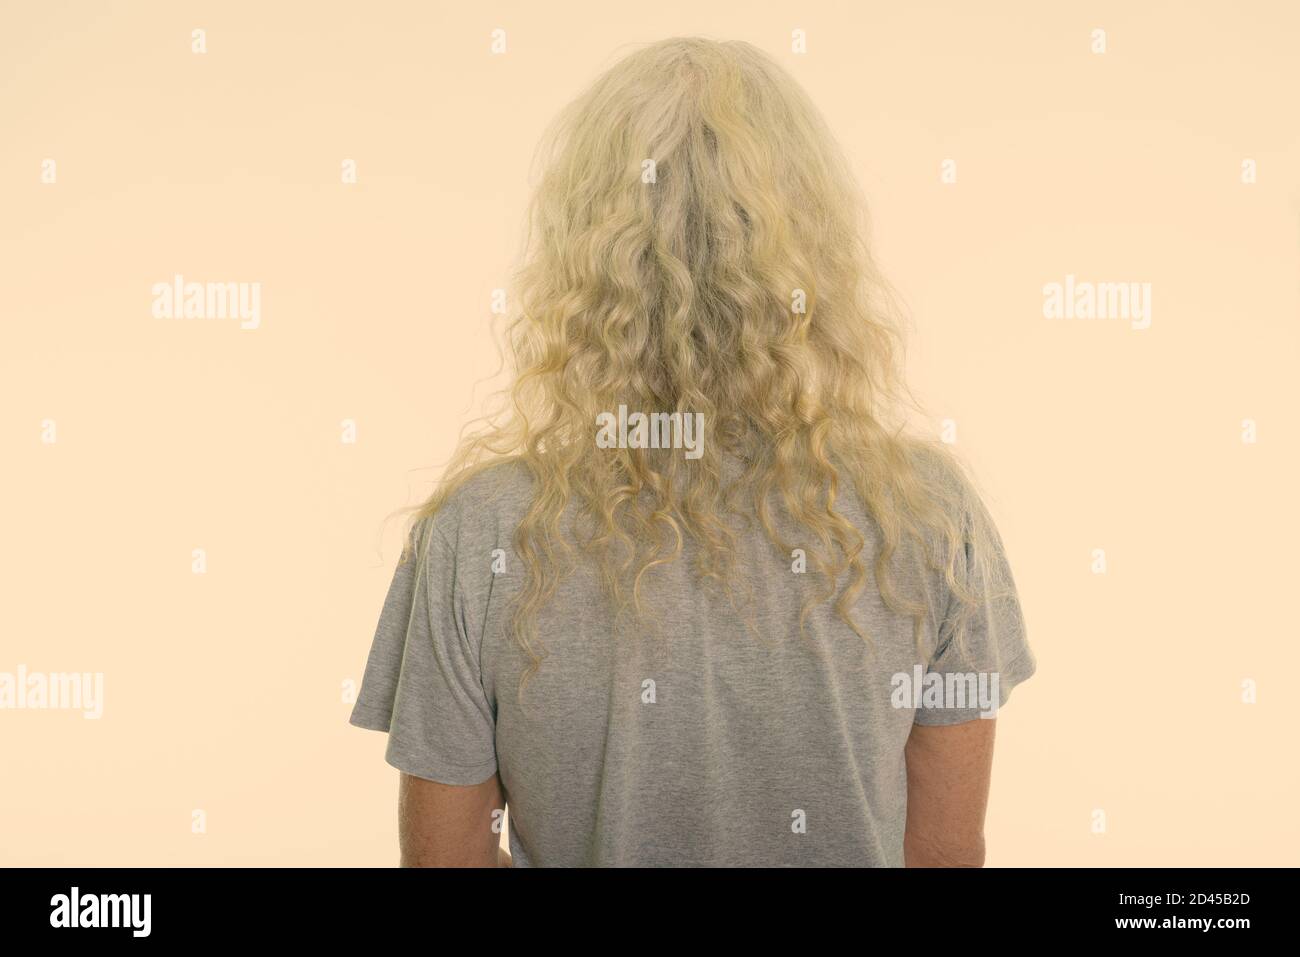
[2,0,1297,866]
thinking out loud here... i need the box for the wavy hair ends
[385,37,1016,703]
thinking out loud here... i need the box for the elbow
[904,831,987,868]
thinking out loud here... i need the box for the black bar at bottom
[0,866,1279,942]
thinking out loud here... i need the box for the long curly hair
[390,36,1012,694]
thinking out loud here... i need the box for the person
[349,36,1035,867]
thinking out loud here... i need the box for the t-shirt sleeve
[348,515,499,784]
[912,496,1036,726]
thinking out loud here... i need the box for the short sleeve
[349,516,499,784]
[912,498,1036,726]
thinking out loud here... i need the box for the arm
[902,718,996,867]
[397,772,511,867]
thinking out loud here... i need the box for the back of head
[401,37,1007,679]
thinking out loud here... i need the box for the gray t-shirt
[349,460,1035,866]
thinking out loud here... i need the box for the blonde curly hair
[391,36,1012,694]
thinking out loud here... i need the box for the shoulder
[902,438,978,507]
[890,437,1016,583]
[424,458,537,550]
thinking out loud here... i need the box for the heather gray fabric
[349,460,1035,866]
